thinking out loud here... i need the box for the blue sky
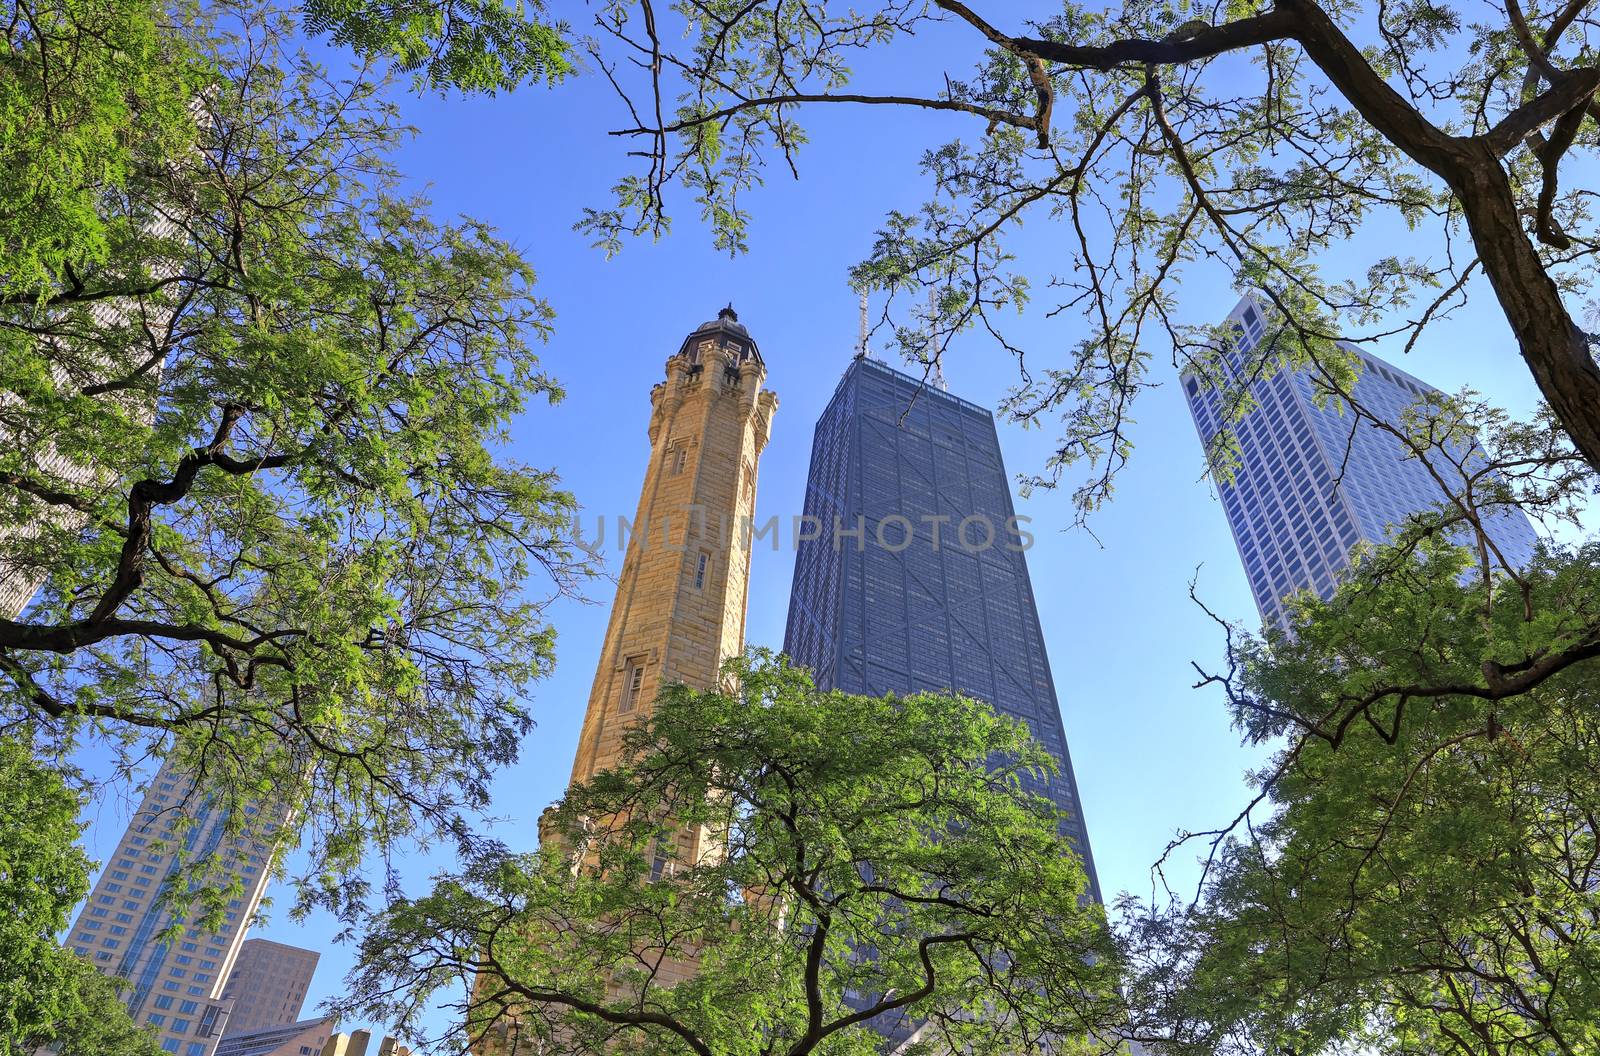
[76,8,1572,1039]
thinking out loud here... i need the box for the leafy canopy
[340,653,1125,1056]
[301,0,573,94]
[1108,387,1600,1053]
[1121,533,1600,1054]
[576,0,1600,509]
[0,0,589,922]
[0,0,203,299]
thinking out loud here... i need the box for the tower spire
[855,290,869,360]
[927,285,948,391]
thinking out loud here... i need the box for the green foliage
[45,966,165,1056]
[301,0,572,93]
[0,738,158,1056]
[0,0,590,922]
[1122,538,1600,1054]
[0,736,91,1050]
[340,653,1124,1055]
[0,0,203,298]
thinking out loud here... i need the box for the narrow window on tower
[619,657,646,713]
[694,551,710,590]
[650,827,675,881]
[672,442,691,475]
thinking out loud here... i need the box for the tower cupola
[677,303,763,367]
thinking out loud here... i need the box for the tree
[1083,379,1600,1053]
[232,4,1600,1046]
[0,735,95,1050]
[338,653,1124,1055]
[563,0,1600,504]
[1118,533,1600,1054]
[43,966,166,1056]
[0,736,158,1056]
[1,0,589,921]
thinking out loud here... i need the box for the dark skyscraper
[783,356,1100,901]
[1182,295,1538,628]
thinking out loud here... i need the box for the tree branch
[0,471,97,513]
[610,91,1045,139]
[1273,0,1460,175]
[1013,7,1298,70]
[1485,65,1600,156]
[0,613,299,656]
[804,932,975,1051]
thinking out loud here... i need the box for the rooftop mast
[855,290,869,360]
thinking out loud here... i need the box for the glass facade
[1182,295,1539,628]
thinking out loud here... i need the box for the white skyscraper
[1182,295,1538,627]
[65,760,282,1056]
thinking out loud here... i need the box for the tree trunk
[1451,139,1600,474]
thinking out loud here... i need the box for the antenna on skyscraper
[927,285,949,391]
[855,290,869,360]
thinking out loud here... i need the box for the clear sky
[75,8,1572,1039]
